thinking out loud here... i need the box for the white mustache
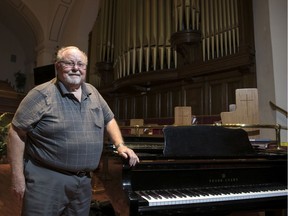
[67,71,81,76]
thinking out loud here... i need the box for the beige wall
[253,0,287,141]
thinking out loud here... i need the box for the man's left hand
[117,146,139,166]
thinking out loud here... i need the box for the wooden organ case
[89,0,256,119]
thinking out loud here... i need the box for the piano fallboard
[122,155,287,216]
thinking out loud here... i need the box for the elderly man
[8,46,139,216]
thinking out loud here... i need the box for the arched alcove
[0,0,44,91]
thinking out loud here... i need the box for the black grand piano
[121,126,288,216]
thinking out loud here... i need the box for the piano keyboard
[136,184,288,207]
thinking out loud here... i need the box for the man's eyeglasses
[59,60,87,69]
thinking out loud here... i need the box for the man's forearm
[106,118,139,166]
[7,125,25,175]
[106,118,124,145]
[7,124,27,200]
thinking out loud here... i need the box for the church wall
[0,23,25,91]
[253,0,287,141]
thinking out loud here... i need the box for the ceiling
[0,0,100,66]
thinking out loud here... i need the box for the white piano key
[137,188,288,207]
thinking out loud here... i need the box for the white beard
[64,71,83,85]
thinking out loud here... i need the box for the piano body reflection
[122,155,287,216]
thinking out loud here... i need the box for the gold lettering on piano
[209,174,239,183]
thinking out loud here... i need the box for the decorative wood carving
[170,30,202,65]
[96,62,114,87]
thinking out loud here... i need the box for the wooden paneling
[117,97,126,120]
[170,88,182,115]
[106,72,245,121]
[146,93,158,118]
[134,95,145,119]
[226,79,243,109]
[209,82,224,115]
[159,91,170,118]
[184,84,205,115]
[126,97,134,119]
[208,77,243,115]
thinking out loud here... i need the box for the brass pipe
[213,123,287,150]
[120,123,287,149]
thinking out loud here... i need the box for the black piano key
[155,190,169,198]
[165,190,179,198]
[213,190,227,195]
[171,189,188,198]
[145,190,161,199]
[157,190,176,199]
[193,188,209,196]
[144,191,156,199]
[177,189,192,196]
[182,188,200,197]
[138,191,152,200]
[207,188,222,195]
[203,189,215,196]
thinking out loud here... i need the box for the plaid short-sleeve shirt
[12,78,114,172]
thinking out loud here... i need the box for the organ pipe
[94,0,241,81]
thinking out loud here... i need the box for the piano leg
[127,192,139,216]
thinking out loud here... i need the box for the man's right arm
[7,124,27,201]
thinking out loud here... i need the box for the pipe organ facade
[89,0,256,119]
[200,0,239,61]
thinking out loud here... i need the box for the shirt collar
[55,78,92,99]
